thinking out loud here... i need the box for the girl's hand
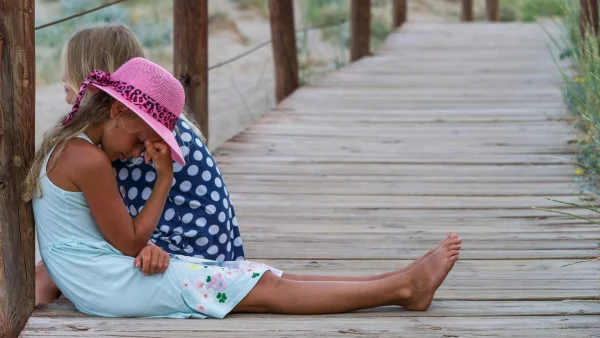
[134,244,170,275]
[144,140,173,177]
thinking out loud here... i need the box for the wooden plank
[29,299,600,319]
[268,0,299,102]
[173,0,209,141]
[234,206,600,221]
[350,0,371,61]
[19,316,600,337]
[219,168,575,180]
[224,181,580,196]
[215,154,572,165]
[0,1,36,337]
[227,194,590,211]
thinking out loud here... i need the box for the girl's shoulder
[46,138,112,192]
[52,137,103,163]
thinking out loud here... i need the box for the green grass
[540,1,600,241]
[499,0,568,22]
[557,1,600,184]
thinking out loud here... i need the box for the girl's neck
[84,126,103,146]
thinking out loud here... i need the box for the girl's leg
[35,261,62,305]
[233,236,460,314]
[281,234,460,282]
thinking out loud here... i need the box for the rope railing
[208,19,348,71]
[35,0,128,30]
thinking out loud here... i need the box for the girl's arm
[71,141,173,257]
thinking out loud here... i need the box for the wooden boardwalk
[23,23,600,337]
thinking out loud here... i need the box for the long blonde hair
[24,92,115,201]
[24,24,204,201]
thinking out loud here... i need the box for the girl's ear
[109,101,129,119]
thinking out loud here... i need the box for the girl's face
[101,103,162,162]
[61,72,77,104]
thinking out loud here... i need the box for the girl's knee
[234,271,283,313]
[254,271,283,296]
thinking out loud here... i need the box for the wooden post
[462,0,473,21]
[173,0,209,143]
[486,0,499,21]
[580,0,599,37]
[268,0,299,103]
[0,0,36,336]
[392,0,407,28]
[351,0,371,61]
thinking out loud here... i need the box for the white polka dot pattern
[113,120,244,261]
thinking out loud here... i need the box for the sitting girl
[35,24,245,305]
[27,57,461,318]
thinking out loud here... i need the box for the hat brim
[92,84,186,166]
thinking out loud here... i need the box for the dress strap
[76,133,94,144]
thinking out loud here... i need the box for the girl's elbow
[120,241,146,257]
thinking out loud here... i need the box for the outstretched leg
[281,233,460,282]
[233,235,460,314]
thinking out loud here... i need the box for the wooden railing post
[392,0,407,28]
[351,0,371,61]
[486,0,499,21]
[0,0,36,336]
[174,0,209,143]
[580,0,599,37]
[462,0,473,21]
[268,0,299,103]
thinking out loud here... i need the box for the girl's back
[34,134,105,248]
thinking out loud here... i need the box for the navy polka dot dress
[113,120,245,261]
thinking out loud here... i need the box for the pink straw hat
[63,57,186,165]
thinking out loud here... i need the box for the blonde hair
[24,24,205,201]
[24,92,116,201]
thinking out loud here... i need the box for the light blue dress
[33,134,282,318]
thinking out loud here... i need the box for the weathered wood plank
[29,299,600,318]
[20,316,600,337]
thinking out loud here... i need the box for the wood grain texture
[268,0,299,103]
[0,0,36,337]
[173,0,209,142]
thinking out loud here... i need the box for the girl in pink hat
[34,25,245,306]
[26,56,461,318]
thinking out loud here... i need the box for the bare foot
[397,235,461,311]
[397,233,457,274]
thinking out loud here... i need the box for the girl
[62,24,245,262]
[28,57,461,318]
[35,24,244,305]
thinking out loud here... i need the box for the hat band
[63,70,179,131]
